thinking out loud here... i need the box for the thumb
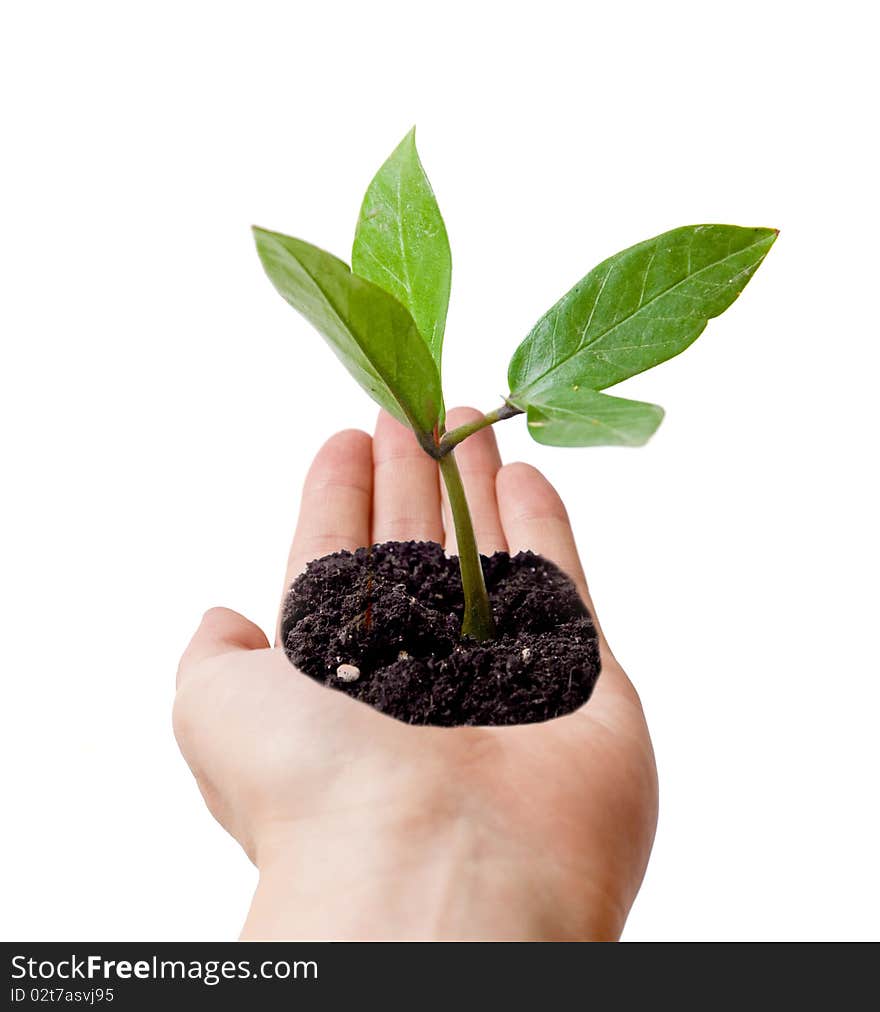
[177,607,270,685]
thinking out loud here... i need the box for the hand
[174,408,658,940]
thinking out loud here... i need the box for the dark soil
[281,541,601,727]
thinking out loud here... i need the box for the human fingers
[177,606,269,686]
[496,462,592,605]
[496,462,637,707]
[281,428,373,598]
[371,410,443,544]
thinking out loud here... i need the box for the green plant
[253,129,777,642]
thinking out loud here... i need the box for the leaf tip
[400,125,418,152]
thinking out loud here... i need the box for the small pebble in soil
[335,663,361,683]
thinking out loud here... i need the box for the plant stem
[438,451,496,641]
[438,402,522,457]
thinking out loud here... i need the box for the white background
[2,1,878,942]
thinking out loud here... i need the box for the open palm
[174,408,658,940]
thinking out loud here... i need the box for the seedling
[254,129,776,642]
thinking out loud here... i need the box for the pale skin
[174,408,659,940]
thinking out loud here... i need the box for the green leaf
[508,224,778,403]
[253,227,441,438]
[525,387,664,447]
[352,127,451,368]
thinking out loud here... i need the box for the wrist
[241,796,622,941]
